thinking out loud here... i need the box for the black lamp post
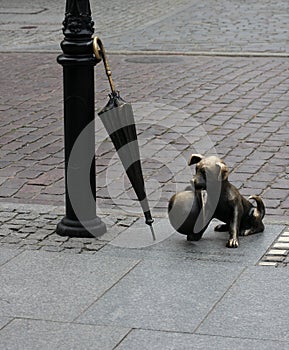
[56,0,106,237]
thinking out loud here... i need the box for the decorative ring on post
[92,37,102,62]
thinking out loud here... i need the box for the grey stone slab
[116,329,289,350]
[0,248,21,266]
[107,217,175,249]
[103,220,284,266]
[151,222,283,265]
[198,266,289,341]
[0,316,12,330]
[0,250,139,322]
[77,259,244,332]
[0,318,130,350]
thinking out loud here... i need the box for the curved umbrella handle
[93,37,117,95]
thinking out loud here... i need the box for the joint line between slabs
[71,260,142,324]
[193,266,247,334]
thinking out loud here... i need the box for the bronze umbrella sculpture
[93,37,156,240]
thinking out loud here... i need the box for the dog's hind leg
[242,222,265,236]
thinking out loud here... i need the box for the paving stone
[77,259,244,332]
[267,249,288,256]
[0,236,22,244]
[9,220,31,226]
[16,213,40,220]
[61,247,82,254]
[12,232,31,239]
[38,239,63,247]
[273,242,289,250]
[197,267,289,341]
[0,186,20,197]
[0,213,17,223]
[61,241,85,249]
[0,248,20,266]
[53,235,69,243]
[258,261,277,267]
[0,319,130,350]
[0,229,11,238]
[69,237,98,245]
[43,214,59,220]
[103,221,284,266]
[19,227,37,234]
[116,329,289,350]
[262,255,285,263]
[83,243,106,251]
[22,238,40,245]
[30,230,52,241]
[20,244,41,251]
[0,316,12,331]
[40,246,64,252]
[0,250,139,322]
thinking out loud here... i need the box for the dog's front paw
[187,232,203,241]
[226,238,239,248]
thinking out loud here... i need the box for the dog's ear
[216,161,229,181]
[188,154,203,166]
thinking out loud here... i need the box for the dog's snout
[195,183,206,190]
[193,176,206,190]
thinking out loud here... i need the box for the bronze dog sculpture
[168,154,265,248]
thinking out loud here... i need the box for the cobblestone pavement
[0,1,289,262]
[1,52,289,260]
[1,53,288,217]
[0,0,289,53]
[0,202,141,255]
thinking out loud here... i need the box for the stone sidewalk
[1,0,289,348]
[0,223,289,349]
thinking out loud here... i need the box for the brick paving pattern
[1,53,288,219]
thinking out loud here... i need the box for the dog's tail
[249,195,265,219]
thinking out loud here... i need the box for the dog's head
[188,154,229,190]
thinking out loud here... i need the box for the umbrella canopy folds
[93,37,155,240]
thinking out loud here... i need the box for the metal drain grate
[258,230,289,267]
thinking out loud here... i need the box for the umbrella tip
[149,224,156,241]
[146,219,156,241]
[150,225,157,241]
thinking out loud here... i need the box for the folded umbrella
[93,37,155,240]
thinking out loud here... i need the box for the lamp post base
[56,216,107,238]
